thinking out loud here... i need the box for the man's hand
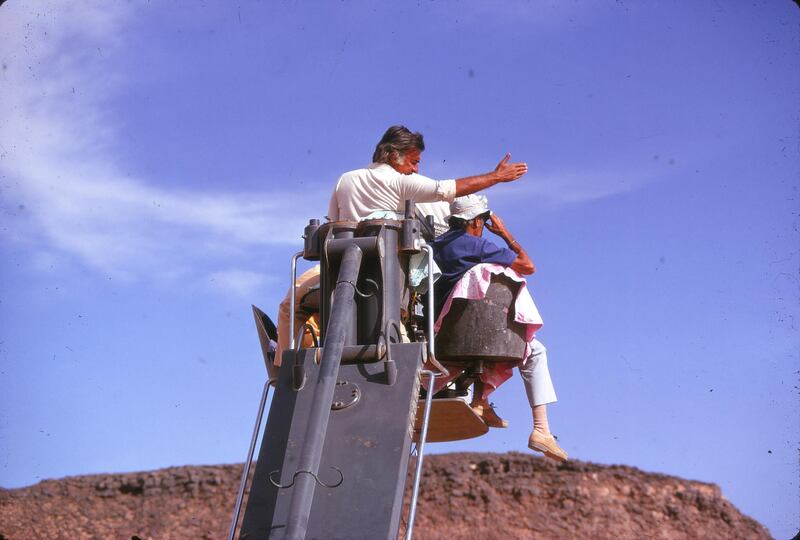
[453,153,529,197]
[493,153,528,183]
[487,213,535,275]
[485,213,510,239]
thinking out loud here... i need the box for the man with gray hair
[327,125,527,224]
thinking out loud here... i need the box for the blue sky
[1,1,797,537]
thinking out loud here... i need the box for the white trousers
[519,339,557,407]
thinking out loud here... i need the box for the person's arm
[326,191,339,222]
[484,213,535,275]
[326,176,344,221]
[454,153,528,197]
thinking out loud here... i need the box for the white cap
[449,194,492,220]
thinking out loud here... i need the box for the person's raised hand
[494,153,528,183]
[485,213,509,237]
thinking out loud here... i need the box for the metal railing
[227,376,276,540]
[405,242,447,540]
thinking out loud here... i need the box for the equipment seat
[436,272,527,367]
[415,274,528,443]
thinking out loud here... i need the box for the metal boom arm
[284,244,363,539]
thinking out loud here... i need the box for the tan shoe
[528,431,568,462]
[471,402,509,428]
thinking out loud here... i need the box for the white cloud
[0,2,318,290]
[206,269,277,298]
[496,169,650,207]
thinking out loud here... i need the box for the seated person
[431,194,568,462]
[274,264,322,370]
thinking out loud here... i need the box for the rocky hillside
[0,452,769,539]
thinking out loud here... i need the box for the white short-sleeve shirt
[327,163,456,222]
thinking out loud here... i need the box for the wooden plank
[413,398,489,443]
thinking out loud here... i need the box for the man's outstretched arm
[454,153,528,197]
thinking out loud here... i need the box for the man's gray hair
[372,125,425,164]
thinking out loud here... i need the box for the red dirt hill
[0,452,769,539]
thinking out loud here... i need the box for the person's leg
[470,382,509,428]
[471,363,515,428]
[275,265,321,366]
[519,339,567,461]
[519,339,557,433]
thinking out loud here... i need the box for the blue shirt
[430,228,516,319]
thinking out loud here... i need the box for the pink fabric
[428,263,544,398]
